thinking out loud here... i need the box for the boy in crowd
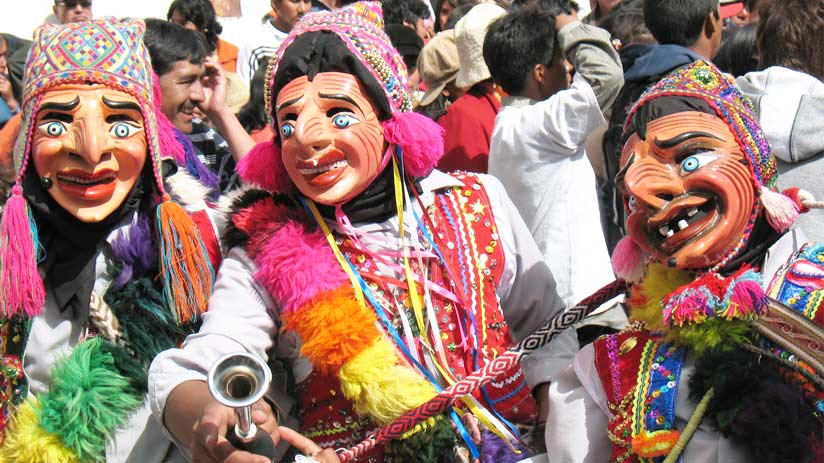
[484,7,627,344]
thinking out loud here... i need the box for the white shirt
[149,171,580,450]
[236,21,289,84]
[488,74,622,321]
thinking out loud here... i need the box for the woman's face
[276,72,385,205]
[438,0,454,30]
[31,84,147,222]
[618,111,756,270]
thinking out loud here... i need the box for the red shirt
[436,84,501,173]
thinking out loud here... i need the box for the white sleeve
[546,344,612,463]
[149,247,278,425]
[511,74,606,158]
[235,41,253,83]
[482,174,578,388]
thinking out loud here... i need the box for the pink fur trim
[237,141,294,193]
[612,236,646,283]
[383,112,444,177]
[761,186,799,233]
[1,186,45,317]
[254,219,348,313]
[151,72,186,164]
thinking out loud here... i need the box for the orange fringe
[157,198,214,324]
[283,285,382,375]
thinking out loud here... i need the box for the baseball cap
[417,31,460,106]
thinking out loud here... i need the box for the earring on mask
[40,175,53,190]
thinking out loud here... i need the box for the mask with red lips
[276,72,385,206]
[31,84,148,223]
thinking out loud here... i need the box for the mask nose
[294,110,333,157]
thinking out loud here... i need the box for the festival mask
[619,111,756,270]
[276,72,385,205]
[31,84,147,222]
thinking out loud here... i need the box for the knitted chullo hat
[613,60,799,281]
[3,18,212,321]
[237,1,444,193]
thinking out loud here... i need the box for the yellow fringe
[0,398,80,463]
[339,339,438,425]
[629,263,693,331]
[400,415,442,440]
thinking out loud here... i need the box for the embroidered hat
[614,60,797,279]
[239,2,444,194]
[3,18,212,322]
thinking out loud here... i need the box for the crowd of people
[0,0,822,462]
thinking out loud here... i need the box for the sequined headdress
[237,2,444,193]
[2,18,212,321]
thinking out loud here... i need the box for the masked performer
[546,60,824,463]
[150,3,577,462]
[0,18,220,462]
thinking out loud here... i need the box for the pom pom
[760,186,799,232]
[782,187,810,213]
[236,140,293,193]
[383,112,444,177]
[612,236,646,283]
[0,185,45,318]
[0,399,81,463]
[631,430,680,458]
[156,197,214,323]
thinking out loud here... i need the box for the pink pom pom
[612,236,646,283]
[236,140,294,193]
[382,112,444,177]
[0,186,45,318]
[760,186,799,233]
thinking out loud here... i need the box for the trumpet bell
[208,352,272,409]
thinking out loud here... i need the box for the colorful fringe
[0,338,142,462]
[263,218,438,426]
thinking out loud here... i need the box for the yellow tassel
[339,339,437,424]
[0,398,81,463]
[156,197,214,324]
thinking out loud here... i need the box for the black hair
[643,0,718,46]
[511,0,573,15]
[237,60,270,133]
[166,0,222,54]
[144,18,209,76]
[599,0,656,46]
[483,8,557,95]
[714,23,758,77]
[444,2,475,29]
[273,31,392,120]
[383,0,432,26]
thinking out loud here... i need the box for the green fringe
[390,415,457,463]
[665,318,755,356]
[36,337,143,462]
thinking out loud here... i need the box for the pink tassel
[760,186,799,232]
[382,112,445,177]
[0,185,45,318]
[151,72,186,165]
[612,236,646,283]
[726,273,767,319]
[236,140,294,193]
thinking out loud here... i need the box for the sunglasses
[56,0,92,8]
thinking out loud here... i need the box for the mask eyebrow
[40,95,80,112]
[102,95,141,111]
[318,93,359,109]
[654,131,725,149]
[276,96,303,113]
